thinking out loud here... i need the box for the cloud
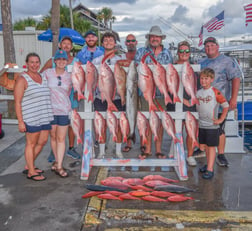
[93,0,137,3]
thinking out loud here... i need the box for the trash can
[0,113,4,139]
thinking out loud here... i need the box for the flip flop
[122,146,132,152]
[140,146,146,153]
[27,174,46,181]
[139,152,152,160]
[22,168,44,175]
[155,153,166,159]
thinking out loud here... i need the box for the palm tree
[13,17,36,30]
[51,0,60,54]
[97,7,116,29]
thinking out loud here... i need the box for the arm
[14,76,27,132]
[213,107,229,125]
[229,78,240,110]
[40,58,53,73]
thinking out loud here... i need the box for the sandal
[139,152,152,160]
[51,162,58,172]
[155,153,166,159]
[140,146,146,153]
[22,167,44,175]
[55,168,68,178]
[27,174,46,181]
[122,146,132,152]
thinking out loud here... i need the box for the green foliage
[13,17,36,30]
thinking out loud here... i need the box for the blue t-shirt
[76,46,104,64]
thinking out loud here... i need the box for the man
[125,34,138,60]
[199,37,241,167]
[135,25,173,159]
[40,36,81,162]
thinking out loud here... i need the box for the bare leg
[217,133,225,154]
[68,126,75,148]
[50,125,58,162]
[186,135,193,157]
[206,146,216,172]
[155,125,165,158]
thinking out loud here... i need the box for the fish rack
[68,64,200,181]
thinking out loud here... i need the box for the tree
[13,17,36,30]
[97,7,116,30]
[50,0,60,54]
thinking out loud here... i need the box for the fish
[99,55,118,111]
[143,175,179,183]
[154,184,195,193]
[137,111,150,145]
[71,61,86,101]
[119,193,141,200]
[129,185,154,191]
[81,191,104,198]
[126,61,138,144]
[94,111,107,143]
[100,179,130,190]
[85,61,98,102]
[167,195,194,202]
[106,110,119,142]
[138,52,158,111]
[70,109,83,145]
[150,191,177,198]
[144,180,171,188]
[122,178,145,186]
[148,54,172,105]
[104,190,124,196]
[129,191,151,197]
[114,62,127,106]
[149,110,161,142]
[166,63,181,103]
[141,195,167,202]
[97,193,123,200]
[181,62,199,106]
[185,111,199,149]
[85,184,129,193]
[119,112,130,144]
[161,111,180,144]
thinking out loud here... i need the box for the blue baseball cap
[54,50,68,60]
[84,30,97,38]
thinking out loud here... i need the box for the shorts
[25,123,51,133]
[69,87,79,109]
[51,115,70,126]
[199,128,220,147]
[218,113,226,135]
[94,98,125,112]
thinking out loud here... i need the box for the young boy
[196,68,229,179]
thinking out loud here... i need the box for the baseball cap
[84,30,97,38]
[204,37,219,45]
[60,36,73,43]
[54,50,68,60]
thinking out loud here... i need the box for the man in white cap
[135,25,173,159]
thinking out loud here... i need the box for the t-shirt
[76,46,104,64]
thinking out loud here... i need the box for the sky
[5,0,252,48]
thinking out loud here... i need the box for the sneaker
[193,148,206,158]
[94,141,99,148]
[116,152,124,158]
[47,150,55,163]
[67,148,81,160]
[202,170,214,179]
[199,164,207,173]
[186,156,197,166]
[216,154,229,167]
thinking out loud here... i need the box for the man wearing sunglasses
[199,37,242,167]
[125,34,138,61]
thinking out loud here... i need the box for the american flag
[203,11,224,32]
[244,3,252,26]
[198,26,203,47]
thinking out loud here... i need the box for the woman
[43,49,72,178]
[14,53,53,181]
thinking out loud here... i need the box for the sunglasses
[178,49,190,54]
[57,76,61,86]
[126,39,136,43]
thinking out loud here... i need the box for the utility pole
[69,0,74,29]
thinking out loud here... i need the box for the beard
[127,45,136,52]
[86,40,97,48]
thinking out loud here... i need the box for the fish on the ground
[138,52,158,111]
[106,110,119,142]
[137,111,150,145]
[166,63,181,103]
[114,62,127,106]
[122,178,145,186]
[141,195,167,202]
[94,111,106,143]
[154,184,195,193]
[81,191,104,198]
[150,191,177,198]
[161,111,180,144]
[185,111,199,149]
[104,190,124,196]
[167,195,194,202]
[97,193,123,201]
[71,61,85,101]
[101,178,130,190]
[119,112,130,144]
[144,180,171,188]
[149,110,161,142]
[70,109,83,145]
[148,54,172,105]
[126,61,138,144]
[85,184,129,192]
[129,190,151,197]
[99,55,118,111]
[129,185,154,191]
[119,193,141,200]
[143,175,179,183]
[85,61,98,102]
[181,62,199,106]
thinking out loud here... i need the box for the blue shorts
[69,87,79,109]
[25,123,51,133]
[51,115,70,126]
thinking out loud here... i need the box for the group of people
[14,24,241,181]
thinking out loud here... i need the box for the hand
[213,118,223,125]
[229,97,237,110]
[18,121,26,133]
